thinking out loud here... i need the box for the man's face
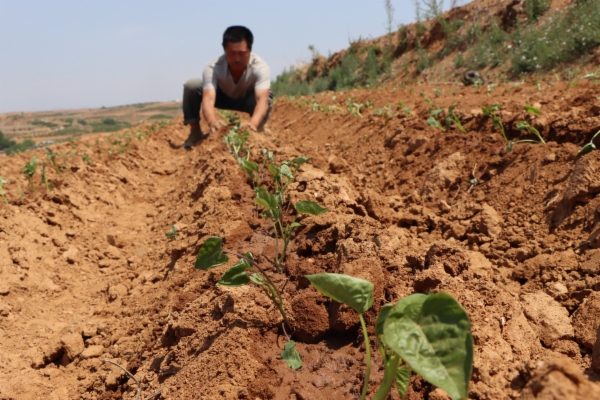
[225,40,250,73]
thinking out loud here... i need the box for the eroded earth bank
[2,80,600,399]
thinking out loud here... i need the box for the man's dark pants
[182,78,273,130]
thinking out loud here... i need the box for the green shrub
[511,1,600,73]
[467,21,508,69]
[0,130,16,151]
[525,0,550,22]
[328,52,360,90]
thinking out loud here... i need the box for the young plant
[524,105,541,115]
[308,273,474,400]
[22,156,38,193]
[0,176,8,204]
[165,225,177,240]
[307,274,374,400]
[195,236,301,368]
[373,104,395,120]
[196,237,291,325]
[223,123,251,160]
[515,121,546,144]
[578,129,600,155]
[40,163,53,191]
[445,103,467,133]
[346,98,366,117]
[482,104,508,142]
[45,148,65,175]
[397,101,411,117]
[255,187,326,271]
[427,108,445,131]
[82,153,92,165]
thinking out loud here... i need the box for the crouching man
[181,25,272,149]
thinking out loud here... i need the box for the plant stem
[359,313,371,400]
[0,193,7,204]
[222,250,291,330]
[373,355,400,400]
[272,221,281,272]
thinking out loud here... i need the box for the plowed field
[2,79,600,399]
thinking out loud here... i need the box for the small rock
[108,284,128,301]
[104,245,122,260]
[0,300,12,317]
[60,332,85,361]
[521,291,573,346]
[545,153,557,163]
[82,324,98,337]
[62,246,80,264]
[517,358,600,400]
[80,345,105,360]
[327,155,350,173]
[0,283,10,295]
[438,200,451,213]
[572,291,600,349]
[406,135,429,154]
[581,250,600,275]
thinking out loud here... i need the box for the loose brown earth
[2,79,600,400]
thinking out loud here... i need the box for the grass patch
[90,118,131,133]
[148,113,172,119]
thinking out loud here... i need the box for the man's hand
[241,122,257,132]
[208,120,225,134]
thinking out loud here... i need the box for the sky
[0,0,429,113]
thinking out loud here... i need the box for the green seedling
[223,122,251,161]
[397,101,411,117]
[308,272,473,400]
[524,105,541,115]
[346,98,366,117]
[165,225,177,240]
[373,104,395,120]
[82,153,92,165]
[195,237,300,368]
[219,110,241,126]
[46,148,65,175]
[427,108,445,131]
[578,129,600,155]
[433,88,442,97]
[486,83,498,96]
[255,186,326,271]
[445,103,467,134]
[22,156,38,193]
[583,70,600,82]
[482,104,508,142]
[516,121,546,144]
[0,176,8,204]
[40,163,53,191]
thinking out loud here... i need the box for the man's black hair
[222,26,253,51]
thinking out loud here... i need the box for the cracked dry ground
[3,80,600,399]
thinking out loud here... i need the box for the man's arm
[249,89,270,129]
[201,89,220,130]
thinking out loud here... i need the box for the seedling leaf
[195,236,229,270]
[383,292,473,400]
[392,293,428,320]
[281,340,302,370]
[217,255,253,287]
[255,187,278,210]
[396,365,411,399]
[279,164,294,179]
[249,273,265,286]
[375,303,394,336]
[306,273,374,314]
[524,105,540,115]
[295,201,327,215]
[579,143,596,155]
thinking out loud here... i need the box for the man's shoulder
[249,53,268,68]
[206,54,227,69]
